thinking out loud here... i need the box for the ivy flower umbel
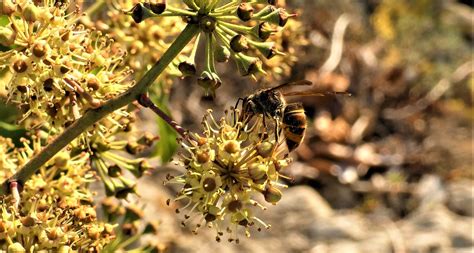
[0,0,132,129]
[0,136,114,252]
[166,107,291,243]
[130,0,295,97]
[88,0,189,94]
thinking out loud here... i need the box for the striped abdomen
[282,103,306,152]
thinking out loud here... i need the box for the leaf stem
[137,94,187,138]
[0,24,200,195]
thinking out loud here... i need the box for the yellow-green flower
[0,0,132,129]
[129,0,295,97]
[167,107,291,242]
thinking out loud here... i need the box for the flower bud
[54,152,70,167]
[138,132,156,146]
[115,183,137,199]
[144,1,166,15]
[178,61,197,76]
[256,22,276,41]
[205,205,220,222]
[108,165,122,177]
[87,225,104,240]
[257,141,274,158]
[263,185,282,204]
[23,4,39,22]
[21,216,36,227]
[202,177,217,192]
[196,150,211,164]
[0,27,15,47]
[248,163,267,181]
[224,140,240,154]
[260,8,295,27]
[231,211,249,227]
[122,222,138,236]
[126,141,141,155]
[230,34,249,53]
[227,200,243,212]
[237,3,254,21]
[197,71,221,98]
[250,40,283,59]
[0,221,6,233]
[131,3,157,23]
[86,74,100,91]
[214,45,230,63]
[137,159,153,175]
[8,243,25,253]
[12,59,28,73]
[16,85,27,93]
[47,227,64,240]
[254,5,277,18]
[32,41,48,58]
[236,55,265,76]
[124,204,144,222]
[143,221,160,234]
[43,78,54,92]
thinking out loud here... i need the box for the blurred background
[1,0,472,252]
[141,0,473,252]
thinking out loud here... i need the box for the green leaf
[0,101,18,123]
[0,101,26,145]
[0,121,26,145]
[150,84,178,163]
[0,15,9,27]
[0,15,12,52]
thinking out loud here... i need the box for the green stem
[0,24,200,195]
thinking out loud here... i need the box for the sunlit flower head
[129,0,296,97]
[0,0,132,129]
[166,107,291,243]
[0,135,113,251]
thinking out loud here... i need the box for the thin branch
[137,94,188,138]
[0,24,200,195]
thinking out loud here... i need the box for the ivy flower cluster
[86,0,188,94]
[166,107,291,243]
[0,0,132,129]
[0,136,114,252]
[130,0,295,97]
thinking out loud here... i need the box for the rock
[446,179,474,216]
[272,186,335,219]
[401,204,474,252]
[414,174,447,207]
[136,177,473,253]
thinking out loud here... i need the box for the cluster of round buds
[0,136,114,252]
[129,0,296,97]
[166,107,291,243]
[87,0,189,94]
[100,198,165,252]
[0,0,132,129]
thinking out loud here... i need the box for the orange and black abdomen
[282,103,306,152]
